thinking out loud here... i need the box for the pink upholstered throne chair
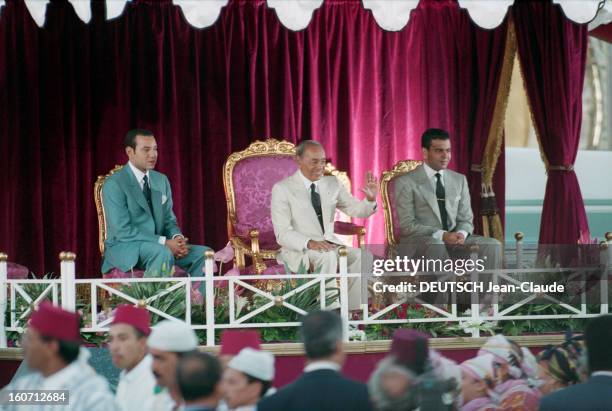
[223,138,366,275]
[380,160,422,247]
[94,166,188,279]
[0,253,29,279]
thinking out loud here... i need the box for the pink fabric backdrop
[0,0,507,276]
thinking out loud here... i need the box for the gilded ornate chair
[94,165,187,278]
[223,138,366,274]
[380,160,422,246]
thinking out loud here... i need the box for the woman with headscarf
[536,339,584,395]
[477,335,540,411]
[459,354,498,411]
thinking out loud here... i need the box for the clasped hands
[165,236,190,259]
[442,231,465,245]
[307,240,337,252]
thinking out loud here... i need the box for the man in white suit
[394,128,501,268]
[271,140,378,309]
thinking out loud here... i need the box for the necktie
[435,173,449,231]
[142,175,154,215]
[310,183,324,232]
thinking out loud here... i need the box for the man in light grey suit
[394,129,501,269]
[271,140,378,309]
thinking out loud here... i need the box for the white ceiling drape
[2,0,611,32]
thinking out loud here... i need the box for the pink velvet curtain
[513,1,591,244]
[0,0,508,277]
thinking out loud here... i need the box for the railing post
[204,250,215,346]
[601,239,610,314]
[515,232,524,268]
[470,245,480,338]
[606,232,612,266]
[0,252,8,348]
[60,252,77,312]
[338,246,349,342]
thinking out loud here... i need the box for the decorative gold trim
[514,19,550,171]
[547,164,575,172]
[59,252,77,262]
[482,16,516,187]
[380,160,422,246]
[0,252,8,262]
[479,16,517,243]
[94,165,124,256]
[0,334,571,360]
[325,162,351,193]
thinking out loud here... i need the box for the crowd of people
[2,302,612,410]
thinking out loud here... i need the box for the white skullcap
[228,347,275,381]
[147,320,198,352]
[460,354,496,381]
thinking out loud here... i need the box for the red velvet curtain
[0,0,507,277]
[513,1,591,244]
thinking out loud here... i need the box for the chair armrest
[333,221,366,247]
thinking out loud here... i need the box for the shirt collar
[128,161,150,186]
[41,360,81,389]
[423,162,444,180]
[304,360,341,373]
[298,170,320,192]
[120,354,153,383]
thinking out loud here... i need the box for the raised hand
[360,171,379,201]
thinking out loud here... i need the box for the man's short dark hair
[177,351,222,402]
[421,128,450,149]
[300,310,343,360]
[296,140,324,158]
[41,335,81,364]
[124,128,154,150]
[585,315,612,372]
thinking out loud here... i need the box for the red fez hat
[220,330,261,355]
[111,304,151,336]
[390,329,429,372]
[29,302,80,341]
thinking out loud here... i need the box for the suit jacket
[101,163,181,273]
[271,171,376,272]
[393,164,473,242]
[257,369,373,411]
[539,375,612,411]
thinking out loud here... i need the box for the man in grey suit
[271,140,378,309]
[394,128,501,272]
[101,129,209,277]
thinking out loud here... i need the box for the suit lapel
[444,172,458,220]
[415,166,442,223]
[148,173,164,232]
[319,178,332,232]
[289,171,324,234]
[123,165,153,217]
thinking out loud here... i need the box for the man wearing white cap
[221,347,275,411]
[147,320,199,411]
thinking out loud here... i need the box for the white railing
[0,234,611,347]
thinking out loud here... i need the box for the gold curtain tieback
[547,164,574,172]
[470,164,483,173]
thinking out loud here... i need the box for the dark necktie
[142,175,154,215]
[435,173,449,231]
[310,183,324,232]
